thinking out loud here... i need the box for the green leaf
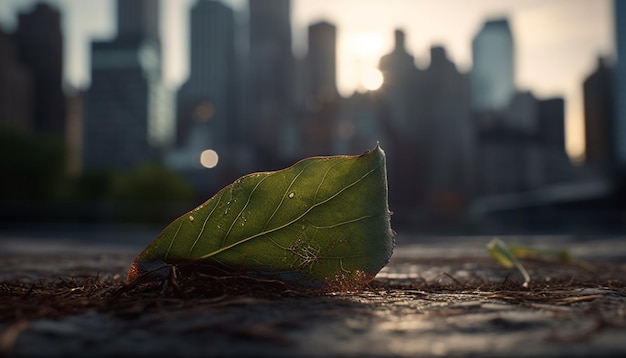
[127,145,395,290]
[487,237,531,288]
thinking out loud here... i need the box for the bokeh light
[193,101,214,122]
[200,149,219,168]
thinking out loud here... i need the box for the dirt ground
[1,235,625,357]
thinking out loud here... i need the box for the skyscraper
[584,57,614,173]
[377,29,421,208]
[247,0,295,165]
[174,0,237,170]
[0,28,33,131]
[117,0,160,42]
[419,46,474,205]
[15,3,65,134]
[294,20,339,158]
[379,29,419,136]
[380,30,416,80]
[470,18,515,113]
[305,21,337,99]
[248,0,294,116]
[613,0,626,171]
[84,0,172,170]
[538,97,566,151]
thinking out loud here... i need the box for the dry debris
[1,257,624,323]
[1,256,625,357]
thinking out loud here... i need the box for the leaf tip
[372,142,385,157]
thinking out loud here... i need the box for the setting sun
[349,32,384,57]
[361,68,384,91]
[339,31,388,94]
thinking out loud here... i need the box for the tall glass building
[306,21,337,98]
[470,18,515,112]
[174,0,237,170]
[15,3,65,134]
[248,0,294,114]
[614,0,626,170]
[84,0,173,170]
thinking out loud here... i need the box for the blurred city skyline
[1,0,624,233]
[0,0,614,160]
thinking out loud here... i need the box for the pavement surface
[1,229,625,357]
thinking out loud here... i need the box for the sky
[0,0,616,160]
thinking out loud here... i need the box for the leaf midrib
[197,164,380,260]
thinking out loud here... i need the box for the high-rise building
[65,88,84,176]
[470,18,535,195]
[380,30,416,79]
[248,0,293,112]
[470,18,515,113]
[506,90,538,133]
[613,0,626,170]
[117,0,160,42]
[539,97,566,151]
[173,0,237,174]
[0,28,33,131]
[294,20,339,158]
[584,57,614,172]
[418,46,474,208]
[538,96,572,185]
[15,3,65,134]
[177,0,236,146]
[379,29,419,136]
[84,0,172,170]
[247,0,295,165]
[377,30,421,209]
[305,21,337,99]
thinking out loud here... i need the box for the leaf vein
[222,174,269,247]
[263,161,316,231]
[309,214,377,229]
[164,220,184,261]
[198,165,380,260]
[314,159,343,202]
[188,194,222,257]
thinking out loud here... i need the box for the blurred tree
[111,163,196,202]
[0,129,65,200]
[70,168,120,201]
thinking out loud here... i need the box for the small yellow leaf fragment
[487,237,531,288]
[189,215,194,222]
